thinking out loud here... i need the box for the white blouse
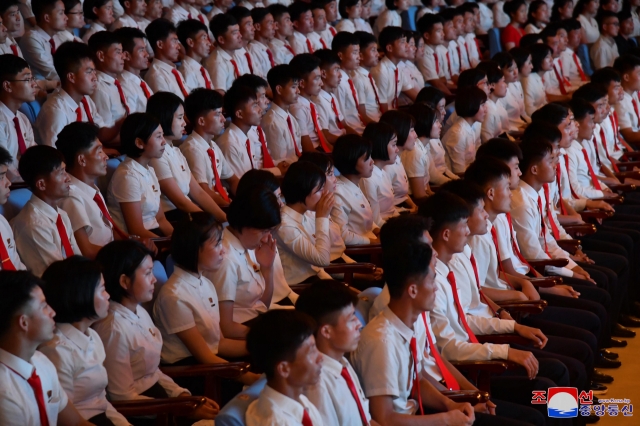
[383,155,410,205]
[427,138,459,185]
[522,73,547,118]
[331,175,378,245]
[150,143,193,212]
[400,140,430,193]
[360,165,398,227]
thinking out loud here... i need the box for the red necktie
[536,196,551,256]
[287,115,301,157]
[93,192,128,239]
[368,74,381,109]
[457,45,462,66]
[469,254,496,315]
[206,148,230,202]
[409,336,425,415]
[393,68,399,109]
[611,112,621,151]
[306,37,314,53]
[230,59,241,79]
[245,139,255,169]
[56,214,74,258]
[10,44,18,56]
[505,213,532,268]
[543,183,561,240]
[140,80,152,99]
[433,52,439,74]
[582,148,603,190]
[446,271,480,343]
[197,14,205,24]
[75,106,82,122]
[309,102,331,153]
[256,127,275,168]
[49,38,55,55]
[244,51,254,74]
[633,96,640,124]
[266,48,276,67]
[81,97,94,124]
[552,64,567,95]
[171,69,189,97]
[285,44,295,56]
[446,51,452,76]
[599,127,619,172]
[113,79,130,115]
[302,409,314,426]
[329,27,336,36]
[563,154,580,199]
[557,59,571,87]
[573,53,587,82]
[200,66,212,89]
[421,313,461,390]
[0,233,16,271]
[330,97,344,129]
[340,366,369,426]
[348,78,360,109]
[27,370,50,426]
[489,226,515,289]
[12,116,27,155]
[555,163,568,215]
[319,38,328,49]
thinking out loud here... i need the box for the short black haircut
[417,11,444,35]
[281,161,326,205]
[440,178,486,208]
[540,21,562,41]
[251,7,272,24]
[591,67,621,88]
[146,18,177,53]
[296,280,358,326]
[618,9,632,22]
[519,33,543,49]
[95,240,153,303]
[378,26,405,51]
[314,49,341,69]
[522,121,562,144]
[455,86,487,117]
[572,82,608,104]
[83,0,111,20]
[184,88,224,124]
[33,0,60,18]
[267,64,299,94]
[298,152,334,174]
[228,186,281,232]
[510,47,531,71]
[492,51,516,70]
[333,134,372,175]
[177,18,209,49]
[88,30,121,60]
[56,122,101,168]
[268,3,289,21]
[379,214,432,252]
[53,41,94,85]
[457,68,486,90]
[0,271,43,339]
[0,0,20,15]
[529,43,552,72]
[416,86,445,108]
[147,91,183,137]
[613,54,640,76]
[363,121,396,161]
[379,110,415,147]
[419,191,470,236]
[463,158,511,191]
[530,102,569,126]
[561,17,581,31]
[596,10,618,31]
[383,241,434,299]
[504,0,526,17]
[338,0,359,18]
[289,53,321,80]
[331,31,359,53]
[228,5,251,22]
[0,54,30,86]
[0,146,12,167]
[18,146,65,191]
[519,138,554,176]
[570,97,596,120]
[41,256,102,323]
[120,113,161,158]
[288,1,311,21]
[409,104,437,139]
[114,27,148,54]
[231,73,269,93]
[475,137,523,163]
[171,212,223,274]
[236,169,281,195]
[247,309,316,380]
[356,31,377,51]
[223,85,256,119]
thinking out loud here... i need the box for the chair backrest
[216,377,267,426]
[18,101,41,125]
[164,254,175,276]
[0,188,32,221]
[488,27,502,58]
[406,6,418,31]
[576,43,594,77]
[355,286,382,326]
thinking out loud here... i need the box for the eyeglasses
[66,11,84,15]
[8,77,37,83]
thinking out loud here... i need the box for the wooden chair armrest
[475,333,532,346]
[526,258,569,270]
[323,263,377,275]
[8,181,28,190]
[111,396,206,417]
[151,236,172,251]
[497,299,549,307]
[160,362,250,380]
[622,151,640,160]
[343,243,382,256]
[528,276,562,287]
[592,195,624,205]
[607,184,636,193]
[556,239,581,255]
[563,224,596,238]
[450,360,509,374]
[498,300,547,314]
[579,209,614,220]
[289,281,358,296]
[615,171,640,180]
[441,390,490,404]
[614,160,640,170]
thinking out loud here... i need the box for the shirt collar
[282,205,304,224]
[356,66,370,76]
[152,58,176,72]
[216,46,233,61]
[188,131,213,149]
[172,265,205,289]
[228,122,248,140]
[381,56,397,71]
[270,102,290,120]
[317,89,332,102]
[69,174,99,199]
[381,306,414,343]
[320,355,348,377]
[224,226,246,255]
[123,156,152,177]
[435,257,450,277]
[58,88,80,111]
[57,323,92,353]
[183,56,201,70]
[34,26,53,41]
[261,385,307,419]
[96,70,115,84]
[29,193,60,223]
[518,180,539,200]
[0,348,35,380]
[109,300,142,323]
[337,174,358,191]
[0,101,15,119]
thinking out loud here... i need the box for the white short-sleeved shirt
[566,139,606,199]
[465,33,480,68]
[335,18,356,33]
[205,227,268,324]
[60,175,115,247]
[0,101,36,181]
[522,73,547,118]
[290,30,315,54]
[0,37,23,57]
[204,46,246,93]
[401,138,430,193]
[144,59,190,100]
[478,2,494,32]
[331,175,378,245]
[268,38,295,65]
[247,40,273,79]
[427,138,458,186]
[590,36,619,70]
[0,349,69,426]
[371,56,412,107]
[153,266,222,364]
[91,71,128,128]
[82,22,107,44]
[442,116,479,174]
[493,1,510,28]
[119,70,151,114]
[150,143,193,212]
[232,47,254,78]
[107,156,162,232]
[93,301,188,401]
[359,165,397,227]
[352,67,382,123]
[335,70,364,134]
[313,89,346,140]
[374,9,401,36]
[0,214,25,270]
[457,36,471,71]
[560,48,589,88]
[290,95,322,149]
[467,222,510,291]
[481,98,507,143]
[261,103,303,164]
[180,132,234,190]
[246,384,324,426]
[446,40,461,78]
[578,14,600,44]
[383,155,410,205]
[216,122,261,178]
[18,26,61,80]
[178,56,213,92]
[308,31,328,51]
[402,60,425,93]
[616,90,639,132]
[500,81,528,131]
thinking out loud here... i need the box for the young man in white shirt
[114,27,152,114]
[267,4,295,64]
[312,49,350,145]
[144,18,191,99]
[331,32,365,135]
[0,271,93,426]
[461,3,480,68]
[249,7,277,74]
[614,54,640,146]
[12,146,81,277]
[480,65,510,143]
[352,31,382,125]
[203,13,246,94]
[0,3,23,57]
[590,11,620,70]
[0,147,26,271]
[245,310,324,426]
[0,55,38,182]
[110,0,148,30]
[560,19,589,88]
[168,0,207,29]
[309,3,332,50]
[288,1,318,54]
[229,6,261,78]
[176,19,213,90]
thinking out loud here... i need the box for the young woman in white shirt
[82,0,115,43]
[60,0,85,43]
[551,0,575,21]
[335,0,362,32]
[493,50,530,131]
[574,0,601,44]
[521,43,553,117]
[107,113,173,238]
[416,86,447,123]
[39,256,131,426]
[402,31,426,95]
[146,92,227,223]
[524,0,549,33]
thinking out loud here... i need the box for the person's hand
[238,371,261,386]
[474,400,496,415]
[571,266,596,284]
[315,190,335,218]
[542,284,580,298]
[277,161,290,175]
[521,280,541,301]
[514,324,548,349]
[507,348,539,379]
[189,397,220,420]
[586,199,615,212]
[255,234,277,269]
[372,267,383,280]
[444,402,475,425]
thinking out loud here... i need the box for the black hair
[356,30,377,50]
[363,122,396,161]
[591,67,621,89]
[56,122,101,168]
[522,120,563,143]
[146,92,183,138]
[492,51,516,70]
[171,212,223,273]
[540,21,562,41]
[88,31,121,60]
[570,97,596,120]
[333,134,372,175]
[410,104,437,138]
[416,13,444,36]
[288,1,311,21]
[246,310,316,380]
[572,82,608,103]
[484,64,504,86]
[438,8,457,23]
[520,33,543,48]
[618,9,632,22]
[33,0,61,17]
[41,256,102,323]
[457,68,486,89]
[338,0,360,18]
[379,110,414,147]
[596,10,618,31]
[504,0,526,17]
[63,0,80,13]
[510,47,532,71]
[231,73,269,93]
[114,27,147,53]
[313,48,341,68]
[228,186,281,232]
[0,146,12,167]
[289,53,321,81]
[95,240,153,303]
[176,18,209,49]
[529,43,552,72]
[120,113,161,158]
[145,18,177,53]
[184,88,224,124]
[82,0,111,20]
[209,13,238,41]
[268,3,290,21]
[383,241,434,299]
[379,214,432,252]
[562,17,582,31]
[331,31,359,53]
[378,26,405,52]
[613,54,640,76]
[267,64,299,95]
[440,178,486,208]
[228,5,251,23]
[551,0,574,21]
[527,0,548,26]
[476,137,523,163]
[53,41,94,85]
[236,169,281,196]
[296,280,358,326]
[281,161,326,205]
[574,0,596,17]
[223,85,257,119]
[519,138,554,176]
[462,158,511,192]
[455,86,487,117]
[416,86,445,107]
[0,54,30,86]
[298,152,334,174]
[418,191,470,236]
[530,102,569,126]
[18,146,64,191]
[0,271,43,339]
[0,0,20,15]
[251,7,272,24]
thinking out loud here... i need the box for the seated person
[146,92,227,223]
[0,55,38,182]
[82,0,116,43]
[267,4,295,65]
[0,270,92,425]
[480,64,511,143]
[0,0,25,57]
[289,2,320,53]
[492,51,529,132]
[590,10,620,70]
[181,88,239,209]
[0,146,25,270]
[405,103,439,195]
[312,49,349,144]
[153,213,259,390]
[39,256,132,425]
[521,43,553,117]
[203,13,246,94]
[114,27,152,114]
[332,32,365,134]
[500,0,527,50]
[245,310,324,425]
[176,19,214,91]
[106,113,173,238]
[144,19,191,99]
[351,31,382,125]
[12,146,81,277]
[374,0,403,36]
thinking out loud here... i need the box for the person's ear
[337,50,344,62]
[197,115,206,127]
[276,84,284,97]
[320,68,327,79]
[235,107,244,121]
[216,35,225,46]
[77,153,87,168]
[124,0,131,9]
[66,71,76,85]
[119,273,131,293]
[486,186,495,202]
[319,324,332,340]
[96,49,106,63]
[187,37,195,49]
[92,7,99,18]
[530,163,539,176]
[275,360,291,379]
[441,227,450,243]
[34,177,47,192]
[407,282,419,299]
[2,80,12,93]
[17,313,30,333]
[134,137,146,151]
[385,43,393,55]
[122,50,132,62]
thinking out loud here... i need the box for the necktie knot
[302,408,314,426]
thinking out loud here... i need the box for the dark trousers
[88,413,115,426]
[521,308,599,354]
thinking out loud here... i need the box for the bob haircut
[338,0,360,18]
[363,121,396,161]
[95,240,154,304]
[410,104,437,138]
[281,161,327,205]
[509,47,531,71]
[454,86,487,117]
[529,43,553,72]
[146,92,183,138]
[530,102,569,126]
[379,110,414,147]
[82,0,110,21]
[416,86,445,108]
[120,113,162,158]
[298,152,334,174]
[227,186,282,232]
[18,145,64,191]
[491,51,516,70]
[41,256,102,323]
[171,212,223,274]
[332,134,372,175]
[236,169,281,196]
[457,68,486,90]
